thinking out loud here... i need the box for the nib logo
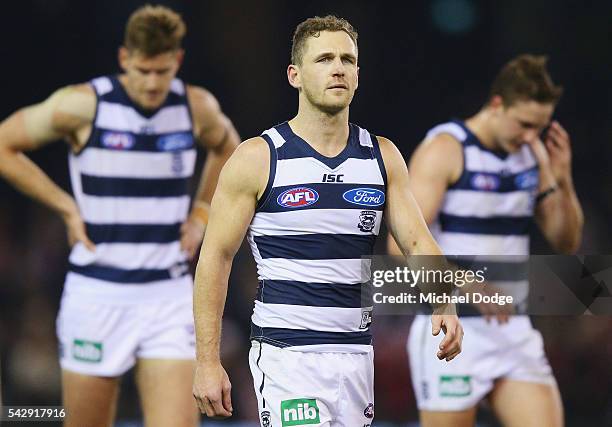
[439,375,471,397]
[281,399,320,426]
[72,339,103,363]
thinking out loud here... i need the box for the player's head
[287,16,359,115]
[118,5,186,110]
[486,54,563,152]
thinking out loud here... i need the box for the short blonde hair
[291,15,358,65]
[124,4,186,56]
[490,54,563,106]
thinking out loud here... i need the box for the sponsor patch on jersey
[358,210,377,232]
[514,169,539,190]
[101,131,135,150]
[359,308,373,329]
[156,132,194,151]
[343,188,385,207]
[277,187,319,208]
[171,152,184,175]
[470,173,500,191]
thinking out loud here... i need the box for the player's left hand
[431,308,464,362]
[180,217,206,260]
[528,121,573,188]
[543,121,573,186]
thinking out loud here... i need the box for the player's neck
[118,75,139,105]
[289,104,350,156]
[465,110,500,151]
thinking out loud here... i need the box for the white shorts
[57,277,195,377]
[408,315,556,411]
[249,341,375,427]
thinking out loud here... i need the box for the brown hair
[490,54,563,107]
[124,5,186,56]
[291,15,358,65]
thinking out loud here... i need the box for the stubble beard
[302,84,353,116]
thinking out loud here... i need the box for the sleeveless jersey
[66,75,196,288]
[248,122,387,349]
[427,120,539,312]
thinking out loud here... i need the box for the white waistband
[63,271,193,304]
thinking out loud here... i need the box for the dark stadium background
[0,1,610,426]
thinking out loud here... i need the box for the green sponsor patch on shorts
[281,398,320,426]
[72,339,103,363]
[439,375,471,397]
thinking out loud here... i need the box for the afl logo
[277,187,319,208]
[471,173,500,191]
[101,131,135,150]
[343,188,385,207]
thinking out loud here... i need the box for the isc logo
[277,187,319,208]
[322,173,344,183]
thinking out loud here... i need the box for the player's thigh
[62,369,120,427]
[335,350,374,427]
[489,379,563,427]
[135,358,199,427]
[419,407,477,427]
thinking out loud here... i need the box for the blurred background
[0,0,610,426]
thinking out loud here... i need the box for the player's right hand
[62,205,95,251]
[193,361,233,419]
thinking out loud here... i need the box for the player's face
[296,31,358,114]
[494,99,555,153]
[119,48,183,110]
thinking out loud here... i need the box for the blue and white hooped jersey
[67,75,195,287]
[427,120,539,311]
[248,122,387,350]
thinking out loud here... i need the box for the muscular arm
[192,137,268,417]
[187,86,240,210]
[179,86,241,257]
[535,181,583,254]
[379,136,463,360]
[0,84,96,248]
[386,134,462,255]
[532,122,583,254]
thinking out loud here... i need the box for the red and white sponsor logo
[277,187,319,208]
[101,131,135,150]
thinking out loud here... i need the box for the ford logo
[156,132,194,152]
[342,188,385,207]
[514,169,539,190]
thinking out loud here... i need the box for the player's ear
[355,65,359,90]
[175,49,185,68]
[118,47,129,72]
[489,95,504,112]
[287,64,301,90]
